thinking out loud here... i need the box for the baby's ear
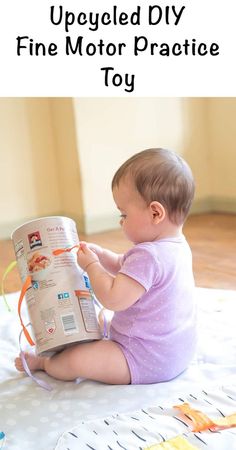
[149,201,166,223]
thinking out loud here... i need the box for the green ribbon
[1,260,17,312]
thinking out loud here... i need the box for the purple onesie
[109,235,197,384]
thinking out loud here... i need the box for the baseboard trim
[210,197,236,213]
[84,197,236,234]
[190,198,213,214]
[1,198,235,239]
[0,212,85,240]
[0,217,34,240]
[191,197,236,215]
[84,214,119,235]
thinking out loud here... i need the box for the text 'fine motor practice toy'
[11,216,101,356]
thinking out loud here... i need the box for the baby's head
[112,148,195,227]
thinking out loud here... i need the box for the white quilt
[0,288,235,450]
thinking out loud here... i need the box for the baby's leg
[15,340,131,385]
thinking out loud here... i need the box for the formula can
[12,216,101,355]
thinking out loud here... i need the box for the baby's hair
[112,148,195,225]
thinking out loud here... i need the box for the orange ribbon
[52,244,80,256]
[174,402,236,432]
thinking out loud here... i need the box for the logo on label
[32,281,39,290]
[58,292,70,300]
[28,231,42,249]
[45,320,56,334]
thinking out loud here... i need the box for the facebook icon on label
[58,292,70,300]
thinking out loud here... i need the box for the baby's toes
[15,357,24,371]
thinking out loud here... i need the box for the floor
[1,213,236,293]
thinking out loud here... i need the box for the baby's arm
[87,243,123,275]
[78,243,145,311]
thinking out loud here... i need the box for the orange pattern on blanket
[174,402,236,432]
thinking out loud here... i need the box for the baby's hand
[86,242,103,258]
[77,241,99,271]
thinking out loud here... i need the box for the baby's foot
[15,352,45,372]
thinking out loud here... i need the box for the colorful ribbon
[52,244,80,256]
[17,275,35,346]
[174,402,236,432]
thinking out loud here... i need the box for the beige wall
[207,98,236,210]
[73,98,211,232]
[0,98,61,237]
[181,98,211,201]
[50,98,85,229]
[0,97,235,238]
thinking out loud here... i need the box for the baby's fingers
[79,242,94,256]
[78,241,87,251]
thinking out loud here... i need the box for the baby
[15,148,196,385]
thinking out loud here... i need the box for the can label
[12,217,101,355]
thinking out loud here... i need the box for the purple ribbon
[92,297,109,339]
[19,326,53,391]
